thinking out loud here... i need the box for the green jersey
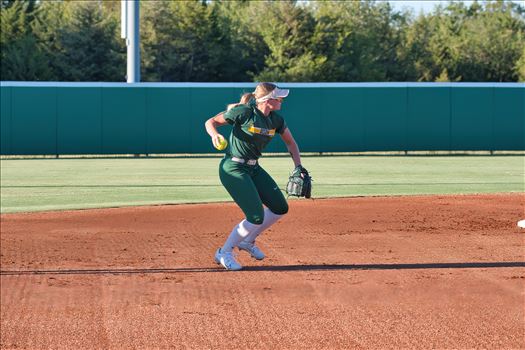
[223,104,287,160]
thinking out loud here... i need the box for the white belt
[231,157,257,166]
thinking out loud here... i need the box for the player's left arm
[281,127,312,199]
[280,127,302,168]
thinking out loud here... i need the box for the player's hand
[212,134,225,149]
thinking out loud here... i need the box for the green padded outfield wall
[58,87,102,154]
[0,85,11,154]
[0,82,523,155]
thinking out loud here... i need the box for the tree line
[1,0,524,82]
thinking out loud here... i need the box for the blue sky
[385,0,524,14]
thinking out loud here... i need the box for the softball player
[204,83,304,271]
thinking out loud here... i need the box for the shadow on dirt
[2,262,524,276]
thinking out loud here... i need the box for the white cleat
[238,241,265,260]
[215,248,242,271]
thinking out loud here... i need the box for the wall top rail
[1,81,524,88]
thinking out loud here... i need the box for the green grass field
[1,156,523,213]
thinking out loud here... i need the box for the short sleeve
[223,105,251,125]
[272,112,287,134]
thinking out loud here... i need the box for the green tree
[454,1,525,81]
[402,9,456,81]
[517,47,525,81]
[142,0,246,82]
[1,0,37,14]
[19,1,125,81]
[246,0,322,82]
[0,0,50,80]
[209,0,267,81]
[2,0,523,82]
[306,1,411,82]
[31,1,70,80]
[403,0,525,82]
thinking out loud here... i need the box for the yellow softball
[215,137,228,151]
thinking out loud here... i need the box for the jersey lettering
[248,124,276,137]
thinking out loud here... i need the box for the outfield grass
[1,156,523,213]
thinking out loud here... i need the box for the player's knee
[272,202,288,215]
[247,213,264,225]
[250,217,264,225]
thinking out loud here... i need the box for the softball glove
[286,165,312,198]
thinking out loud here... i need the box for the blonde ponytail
[239,92,254,104]
[227,92,255,111]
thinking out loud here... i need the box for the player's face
[266,98,283,111]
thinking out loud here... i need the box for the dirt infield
[1,194,524,349]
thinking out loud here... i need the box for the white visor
[255,87,289,103]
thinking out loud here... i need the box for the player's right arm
[205,112,228,149]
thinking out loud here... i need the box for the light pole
[121,0,140,83]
